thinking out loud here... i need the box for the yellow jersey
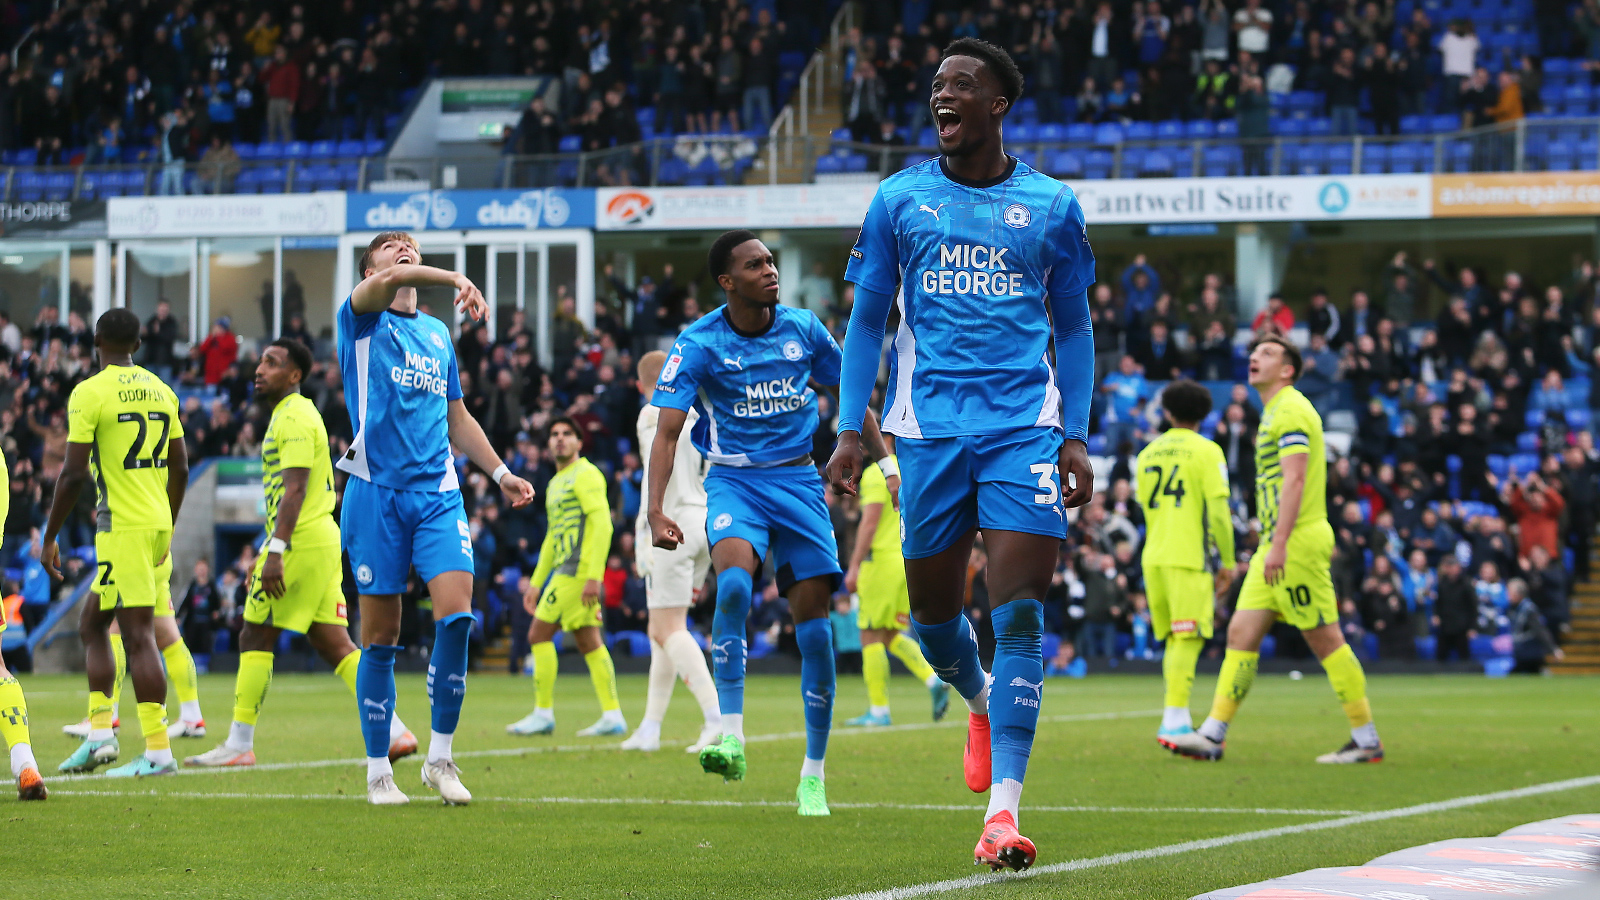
[1135,427,1234,572]
[860,455,901,564]
[67,364,184,532]
[531,457,612,586]
[262,392,339,548]
[1255,386,1327,537]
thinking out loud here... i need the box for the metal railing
[767,1,854,180]
[9,116,1600,201]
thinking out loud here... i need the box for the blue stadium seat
[1327,141,1354,174]
[1064,123,1093,143]
[1288,90,1322,116]
[1140,150,1175,177]
[1124,121,1155,142]
[1525,407,1547,429]
[1549,142,1574,172]
[1273,117,1307,137]
[557,135,581,152]
[1509,452,1539,476]
[1009,122,1037,143]
[1201,145,1238,177]
[1120,146,1146,173]
[1430,114,1461,133]
[255,142,285,160]
[1093,123,1123,145]
[336,139,365,158]
[1045,151,1082,178]
[814,155,843,174]
[1390,142,1428,173]
[1486,454,1508,479]
[1516,431,1541,452]
[1038,123,1067,143]
[1155,119,1185,141]
[916,127,937,146]
[363,138,387,156]
[1400,114,1428,134]
[44,172,73,200]
[309,140,335,158]
[14,172,45,201]
[1185,119,1216,139]
[1306,117,1333,136]
[1360,143,1389,174]
[234,143,257,161]
[1446,139,1473,172]
[1083,149,1113,179]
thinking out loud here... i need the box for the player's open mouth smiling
[936,105,961,141]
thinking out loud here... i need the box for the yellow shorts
[94,529,172,612]
[856,558,910,631]
[245,541,348,633]
[153,553,175,618]
[1145,564,1215,641]
[534,574,601,633]
[1236,520,1338,631]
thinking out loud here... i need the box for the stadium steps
[480,636,511,672]
[1549,551,1600,674]
[767,32,849,185]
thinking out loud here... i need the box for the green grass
[5,670,1598,899]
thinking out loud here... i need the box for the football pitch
[8,671,1598,899]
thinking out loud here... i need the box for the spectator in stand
[1306,290,1341,347]
[142,300,180,381]
[1432,554,1476,662]
[179,558,224,660]
[261,44,301,143]
[1508,578,1562,673]
[1251,293,1295,336]
[1505,468,1565,560]
[191,316,239,386]
[1099,355,1149,452]
[1438,18,1481,112]
[1121,255,1161,325]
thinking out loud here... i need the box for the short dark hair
[95,308,141,347]
[546,415,582,442]
[360,231,417,276]
[1252,335,1303,382]
[1161,380,1213,425]
[708,230,760,281]
[941,37,1024,110]
[271,337,313,380]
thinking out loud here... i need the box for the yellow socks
[137,701,173,765]
[1162,636,1204,710]
[109,633,127,711]
[532,642,558,710]
[1321,643,1379,746]
[88,691,115,735]
[232,651,274,727]
[335,649,360,695]
[1208,649,1260,725]
[888,633,937,685]
[161,640,202,722]
[862,642,891,711]
[584,646,620,713]
[0,676,36,774]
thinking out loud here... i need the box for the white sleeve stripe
[1278,432,1309,447]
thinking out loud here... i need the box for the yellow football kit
[1135,428,1234,641]
[1236,386,1337,630]
[856,456,910,630]
[244,393,346,633]
[531,457,613,632]
[67,365,183,612]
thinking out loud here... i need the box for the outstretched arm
[647,406,690,549]
[447,398,535,507]
[1050,287,1095,508]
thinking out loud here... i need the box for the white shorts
[640,512,712,610]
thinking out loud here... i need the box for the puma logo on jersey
[722,356,744,370]
[918,203,946,220]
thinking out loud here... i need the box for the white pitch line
[823,773,1600,900]
[42,789,1357,816]
[41,708,1162,784]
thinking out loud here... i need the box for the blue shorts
[341,477,473,595]
[705,465,842,592]
[898,427,1066,559]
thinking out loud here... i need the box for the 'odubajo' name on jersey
[845,156,1096,439]
[336,297,464,492]
[651,305,841,467]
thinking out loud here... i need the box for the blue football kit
[838,154,1098,823]
[336,298,473,594]
[336,294,475,775]
[652,302,840,768]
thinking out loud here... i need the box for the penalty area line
[41,708,1161,785]
[41,788,1358,816]
[821,773,1600,900]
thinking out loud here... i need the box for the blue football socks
[712,568,754,719]
[795,617,835,769]
[988,599,1044,816]
[429,612,473,735]
[356,643,399,770]
[912,611,988,703]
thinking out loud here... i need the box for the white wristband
[491,464,511,485]
[876,458,900,480]
[264,537,288,555]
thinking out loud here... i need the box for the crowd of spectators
[0,0,829,168]
[837,0,1582,146]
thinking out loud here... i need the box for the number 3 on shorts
[1030,463,1059,505]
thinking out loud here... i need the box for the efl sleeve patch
[1277,431,1310,453]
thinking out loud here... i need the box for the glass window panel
[207,238,277,347]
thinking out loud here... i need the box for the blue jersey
[844,156,1096,439]
[335,297,464,492]
[652,305,841,467]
